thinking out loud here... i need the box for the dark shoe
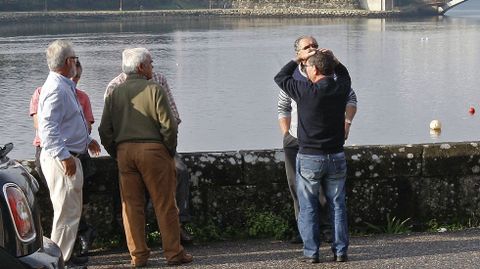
[65,255,88,269]
[167,252,193,266]
[333,254,348,262]
[69,255,88,265]
[289,234,303,244]
[78,225,97,256]
[180,225,194,244]
[298,256,320,263]
[64,261,87,269]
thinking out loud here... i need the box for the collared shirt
[38,71,92,160]
[104,72,181,124]
[30,86,94,146]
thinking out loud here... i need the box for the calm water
[1,2,480,160]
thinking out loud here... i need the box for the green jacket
[99,73,178,158]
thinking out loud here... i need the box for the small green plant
[92,233,124,250]
[189,219,222,242]
[467,213,480,228]
[247,212,289,239]
[365,213,411,234]
[246,211,290,240]
[147,231,162,245]
[427,214,480,232]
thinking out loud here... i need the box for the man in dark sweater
[274,48,351,263]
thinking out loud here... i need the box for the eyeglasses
[301,44,318,50]
[67,56,79,63]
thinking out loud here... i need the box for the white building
[360,0,395,11]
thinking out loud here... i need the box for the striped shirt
[104,72,181,124]
[277,65,358,138]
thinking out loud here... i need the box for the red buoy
[469,106,475,115]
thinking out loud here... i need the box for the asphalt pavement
[86,228,480,269]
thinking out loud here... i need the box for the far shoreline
[0,8,433,22]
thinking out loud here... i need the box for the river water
[1,2,479,160]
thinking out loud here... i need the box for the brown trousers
[117,142,184,264]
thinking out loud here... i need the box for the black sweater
[274,60,351,154]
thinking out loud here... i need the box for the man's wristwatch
[345,119,352,125]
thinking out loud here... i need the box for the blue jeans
[296,152,349,258]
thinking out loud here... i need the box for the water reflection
[1,13,480,159]
[430,129,442,139]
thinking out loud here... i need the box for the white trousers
[40,150,83,261]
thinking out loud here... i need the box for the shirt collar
[49,71,76,88]
[126,73,147,80]
[298,64,307,78]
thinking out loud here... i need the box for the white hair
[46,40,74,71]
[122,48,151,74]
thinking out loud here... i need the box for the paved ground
[87,228,480,268]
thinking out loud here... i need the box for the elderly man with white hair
[99,47,193,267]
[105,63,194,246]
[38,39,101,269]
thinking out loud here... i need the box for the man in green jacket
[99,47,193,267]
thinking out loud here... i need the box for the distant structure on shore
[227,0,470,14]
[0,0,470,16]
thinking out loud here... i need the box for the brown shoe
[131,261,147,268]
[167,253,193,266]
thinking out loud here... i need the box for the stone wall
[230,0,360,9]
[21,141,480,243]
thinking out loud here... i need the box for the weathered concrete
[20,141,480,243]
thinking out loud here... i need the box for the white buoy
[429,120,442,130]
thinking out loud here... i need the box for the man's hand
[296,48,317,63]
[88,139,101,156]
[62,157,77,177]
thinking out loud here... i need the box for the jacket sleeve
[274,60,303,102]
[334,62,351,90]
[277,90,292,119]
[98,95,116,159]
[155,85,178,157]
[347,88,357,107]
